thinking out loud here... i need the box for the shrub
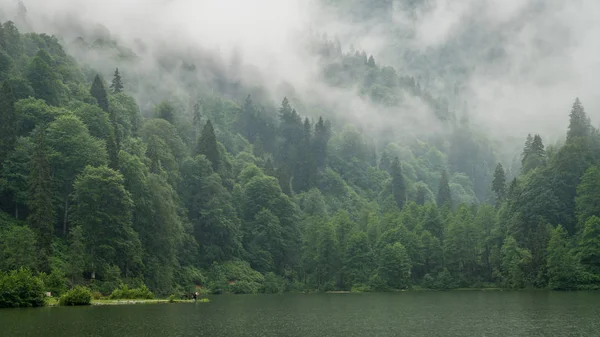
[0,268,46,308]
[59,286,92,306]
[92,291,103,300]
[168,294,177,303]
[109,284,154,299]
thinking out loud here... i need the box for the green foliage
[59,286,92,306]
[1,18,600,297]
[547,225,580,290]
[108,284,154,299]
[0,81,17,165]
[0,222,37,272]
[0,268,45,308]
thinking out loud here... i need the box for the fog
[2,0,600,149]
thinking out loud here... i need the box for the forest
[1,0,600,307]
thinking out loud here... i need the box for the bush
[92,291,103,300]
[59,286,92,306]
[168,294,177,303]
[109,284,154,299]
[0,268,46,308]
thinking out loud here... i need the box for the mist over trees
[1,0,600,301]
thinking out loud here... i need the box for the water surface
[2,291,599,336]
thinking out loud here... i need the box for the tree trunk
[15,202,18,219]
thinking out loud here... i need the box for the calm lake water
[2,291,600,336]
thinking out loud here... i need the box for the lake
[2,291,599,336]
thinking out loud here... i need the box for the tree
[26,51,62,106]
[90,75,118,169]
[575,166,600,230]
[46,115,107,235]
[0,81,16,166]
[196,120,220,171]
[377,242,412,289]
[437,169,452,208]
[566,98,591,143]
[90,75,109,112]
[72,165,142,279]
[546,225,579,290]
[156,101,176,125]
[343,232,374,288]
[390,156,406,209]
[109,68,124,94]
[500,236,531,288]
[578,216,600,273]
[492,163,506,204]
[313,116,331,170]
[26,127,55,273]
[521,134,546,174]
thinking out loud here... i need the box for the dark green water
[2,291,600,336]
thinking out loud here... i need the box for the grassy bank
[46,297,210,306]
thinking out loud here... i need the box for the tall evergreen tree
[522,134,546,174]
[0,81,16,166]
[26,127,55,273]
[90,74,118,169]
[90,74,109,113]
[566,98,591,143]
[197,120,220,171]
[109,68,124,94]
[313,116,331,170]
[437,169,452,208]
[390,156,406,209]
[492,163,507,204]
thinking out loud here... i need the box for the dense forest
[1,1,600,306]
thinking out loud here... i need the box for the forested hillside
[1,1,599,302]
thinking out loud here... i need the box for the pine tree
[109,68,124,94]
[197,120,220,170]
[90,74,109,112]
[567,98,591,143]
[522,134,546,174]
[437,169,452,208]
[390,156,406,209]
[492,163,507,204]
[26,127,55,273]
[313,116,331,170]
[521,133,533,162]
[91,75,119,169]
[0,81,16,166]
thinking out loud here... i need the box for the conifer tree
[521,134,546,174]
[90,74,119,168]
[27,127,55,273]
[90,74,109,112]
[109,68,124,94]
[567,98,591,143]
[492,163,507,204]
[437,169,452,208]
[313,116,331,170]
[390,156,406,209]
[197,120,219,170]
[0,81,16,166]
